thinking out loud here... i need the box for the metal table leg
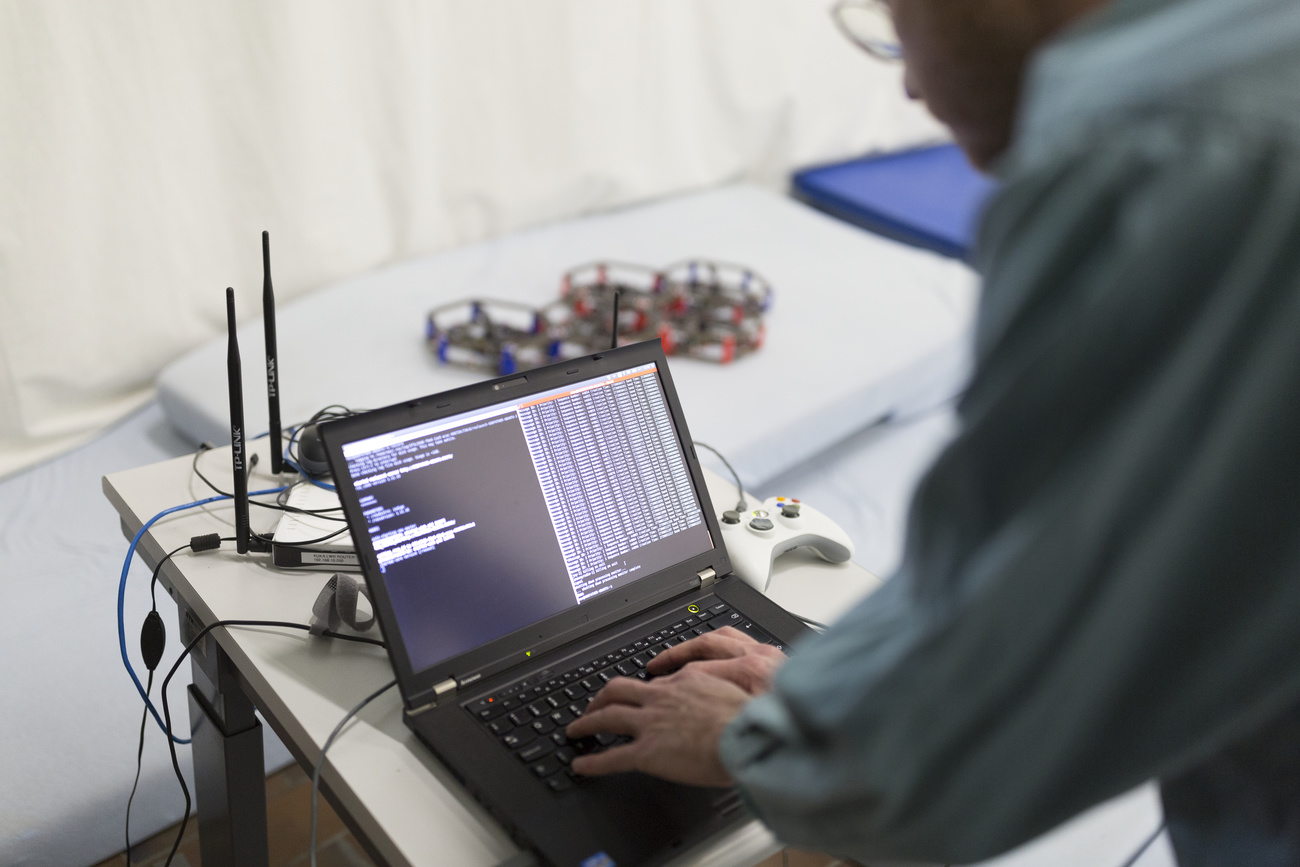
[180,602,270,867]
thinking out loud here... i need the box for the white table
[102,436,883,867]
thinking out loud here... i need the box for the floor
[92,764,843,867]
[93,764,375,867]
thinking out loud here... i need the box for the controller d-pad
[749,517,774,531]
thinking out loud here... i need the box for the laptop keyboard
[464,597,783,794]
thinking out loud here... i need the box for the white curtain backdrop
[0,0,944,478]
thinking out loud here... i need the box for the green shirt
[719,0,1300,863]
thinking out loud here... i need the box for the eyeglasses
[830,0,903,62]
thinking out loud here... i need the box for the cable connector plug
[190,533,222,552]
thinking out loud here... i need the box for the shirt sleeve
[718,112,1300,864]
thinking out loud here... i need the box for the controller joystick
[719,496,854,593]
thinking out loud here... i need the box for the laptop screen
[339,361,714,673]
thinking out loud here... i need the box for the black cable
[274,478,347,518]
[309,679,398,867]
[191,447,314,514]
[123,668,153,867]
[252,525,351,550]
[693,440,748,512]
[286,405,364,473]
[1115,821,1167,867]
[793,613,829,631]
[155,619,384,867]
[125,539,196,863]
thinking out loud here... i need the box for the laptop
[320,341,810,867]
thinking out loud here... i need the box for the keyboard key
[615,661,637,676]
[567,703,584,718]
[508,710,531,727]
[709,603,729,614]
[531,718,556,736]
[530,756,561,778]
[527,701,548,718]
[645,647,661,659]
[517,740,556,763]
[697,611,714,623]
[598,668,615,682]
[545,693,563,709]
[550,709,575,727]
[670,621,687,633]
[595,732,619,746]
[555,746,575,765]
[549,730,570,746]
[692,626,710,637]
[682,616,698,628]
[580,677,601,693]
[502,730,535,750]
[487,718,514,736]
[547,774,574,793]
[630,654,648,669]
[563,684,586,701]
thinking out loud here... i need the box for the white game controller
[719,496,855,593]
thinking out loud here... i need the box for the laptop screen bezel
[320,341,731,708]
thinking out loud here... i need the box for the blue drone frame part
[117,484,287,743]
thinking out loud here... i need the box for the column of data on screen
[517,371,703,601]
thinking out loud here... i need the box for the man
[568,0,1300,863]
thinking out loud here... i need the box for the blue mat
[792,144,997,260]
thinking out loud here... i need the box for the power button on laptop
[687,604,700,614]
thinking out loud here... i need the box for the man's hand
[647,626,788,696]
[565,667,750,787]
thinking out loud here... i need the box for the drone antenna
[262,231,283,474]
[610,289,620,350]
[226,288,251,554]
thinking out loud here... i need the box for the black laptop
[320,341,810,867]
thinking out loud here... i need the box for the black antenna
[610,289,621,350]
[227,288,251,554]
[262,231,283,474]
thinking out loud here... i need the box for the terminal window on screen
[342,365,714,672]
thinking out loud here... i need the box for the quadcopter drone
[426,260,773,375]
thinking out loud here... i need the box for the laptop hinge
[406,677,458,719]
[697,567,718,588]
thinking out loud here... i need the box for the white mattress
[157,184,979,489]
[0,402,293,867]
